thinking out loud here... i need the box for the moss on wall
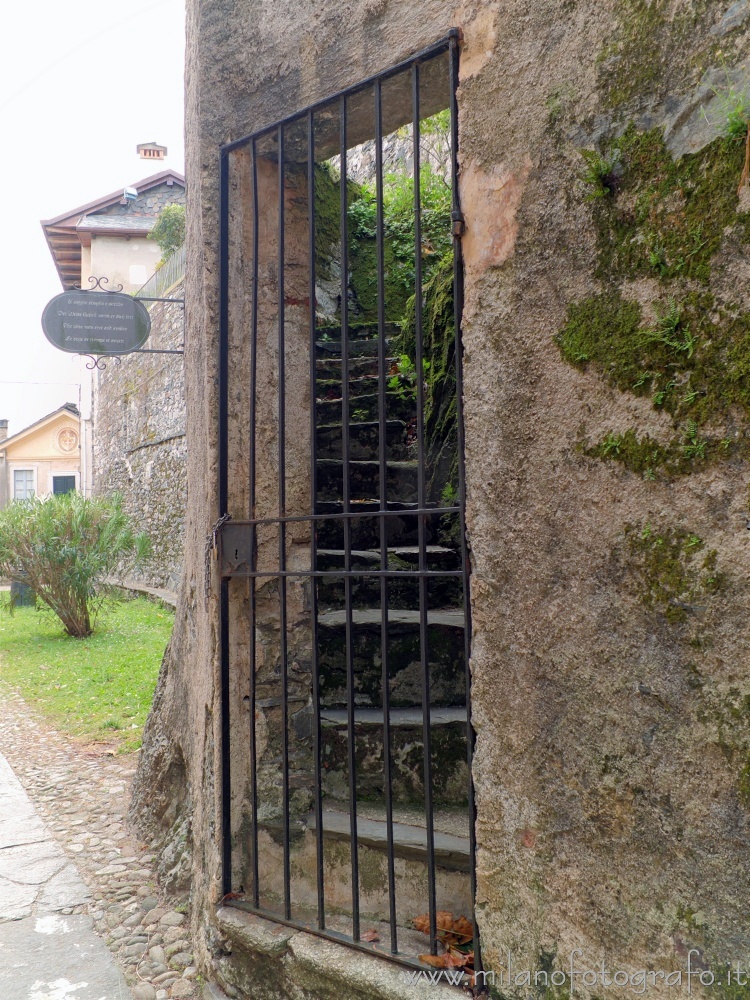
[623,522,724,622]
[596,0,737,109]
[591,127,748,283]
[558,122,750,477]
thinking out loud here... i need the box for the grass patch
[0,596,172,753]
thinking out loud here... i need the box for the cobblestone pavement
[0,689,201,1000]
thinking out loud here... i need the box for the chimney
[137,142,167,162]
[0,420,7,443]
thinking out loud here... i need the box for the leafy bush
[0,492,150,638]
[148,203,185,263]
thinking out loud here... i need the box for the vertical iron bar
[249,139,260,908]
[413,62,438,955]
[449,33,481,976]
[278,124,292,921]
[218,150,232,897]
[375,78,398,955]
[308,109,326,930]
[340,94,360,941]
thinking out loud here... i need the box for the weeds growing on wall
[317,115,457,505]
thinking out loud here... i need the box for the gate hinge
[204,512,233,608]
[452,209,465,237]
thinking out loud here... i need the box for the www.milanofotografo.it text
[399,949,750,993]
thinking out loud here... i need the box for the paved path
[0,690,202,1000]
[0,752,131,1000]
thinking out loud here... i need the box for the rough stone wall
[129,0,750,995]
[92,284,186,592]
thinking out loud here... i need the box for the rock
[132,987,157,1000]
[150,945,167,965]
[709,0,750,35]
[160,910,186,927]
[141,896,160,911]
[168,952,193,969]
[169,981,194,998]
[163,926,185,944]
[123,942,148,957]
[165,940,189,959]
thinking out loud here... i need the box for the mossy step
[316,458,418,504]
[316,374,381,396]
[316,391,415,424]
[316,321,402,342]
[316,354,396,379]
[315,501,445,551]
[318,608,465,628]
[316,339,381,358]
[318,609,466,708]
[320,709,469,807]
[305,809,470,871]
[316,419,410,461]
[320,707,466,726]
[317,577,462,613]
[317,545,459,571]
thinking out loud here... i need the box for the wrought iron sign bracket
[70,277,184,367]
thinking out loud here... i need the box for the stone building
[130,2,750,998]
[42,169,187,593]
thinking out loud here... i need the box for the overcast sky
[1,0,185,437]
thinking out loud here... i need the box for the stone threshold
[213,906,460,999]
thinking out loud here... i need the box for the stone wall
[92,283,186,593]
[129,1,750,996]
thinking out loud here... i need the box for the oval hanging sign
[42,291,151,356]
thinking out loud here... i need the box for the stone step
[321,707,466,726]
[316,339,380,358]
[316,458,418,504]
[320,706,469,807]
[316,574,463,613]
[316,374,382,399]
[317,545,459,572]
[315,355,395,381]
[315,501,435,551]
[317,608,467,710]
[318,608,465,628]
[316,390,415,424]
[306,809,471,872]
[316,419,410,461]
[316,321,402,343]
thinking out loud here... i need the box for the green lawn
[0,596,173,752]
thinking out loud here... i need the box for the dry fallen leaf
[418,953,450,968]
[451,916,473,942]
[361,929,380,943]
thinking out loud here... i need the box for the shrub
[0,492,150,638]
[148,204,185,263]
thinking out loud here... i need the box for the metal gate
[216,29,479,978]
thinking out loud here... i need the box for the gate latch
[204,512,232,607]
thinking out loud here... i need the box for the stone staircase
[313,321,470,914]
[252,321,471,931]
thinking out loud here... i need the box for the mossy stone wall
[130,0,750,994]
